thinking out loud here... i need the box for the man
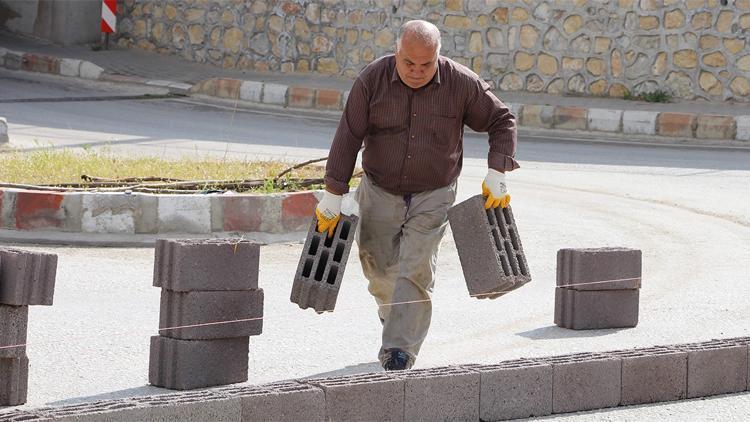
[316,20,519,371]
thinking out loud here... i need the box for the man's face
[394,37,438,89]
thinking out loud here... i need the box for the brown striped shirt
[324,54,519,195]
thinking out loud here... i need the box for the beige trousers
[355,175,457,365]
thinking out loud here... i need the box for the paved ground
[2,58,750,420]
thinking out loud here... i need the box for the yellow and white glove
[315,190,342,238]
[481,168,511,209]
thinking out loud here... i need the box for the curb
[2,48,749,144]
[1,336,748,420]
[0,188,324,245]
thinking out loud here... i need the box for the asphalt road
[1,69,750,420]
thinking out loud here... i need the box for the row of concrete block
[4,337,750,421]
[555,247,642,330]
[150,239,265,391]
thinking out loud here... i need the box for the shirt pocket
[429,112,460,149]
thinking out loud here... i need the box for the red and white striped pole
[101,0,116,49]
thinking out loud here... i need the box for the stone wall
[117,0,750,102]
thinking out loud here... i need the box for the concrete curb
[1,336,747,420]
[0,188,324,245]
[2,48,750,144]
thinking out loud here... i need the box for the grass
[0,148,332,193]
[622,89,671,103]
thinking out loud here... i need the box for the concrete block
[475,359,553,420]
[59,58,82,77]
[289,87,315,108]
[587,108,622,132]
[149,335,249,390]
[215,79,241,99]
[696,114,736,139]
[0,117,8,144]
[291,214,358,313]
[159,289,263,340]
[153,238,260,291]
[128,390,241,422]
[12,190,81,231]
[263,83,288,105]
[0,408,47,421]
[0,356,28,406]
[682,345,748,398]
[217,380,326,422]
[735,115,750,141]
[619,350,687,405]
[521,104,554,128]
[239,80,263,103]
[307,372,404,422]
[221,194,282,233]
[157,195,212,234]
[81,192,140,234]
[315,89,342,110]
[133,193,158,234]
[21,54,59,74]
[281,191,319,232]
[622,110,658,135]
[0,248,58,306]
[554,288,639,330]
[553,106,587,130]
[657,112,696,138]
[397,366,479,422]
[167,83,193,96]
[0,305,27,358]
[79,61,104,80]
[38,399,148,421]
[448,196,531,299]
[556,247,641,290]
[544,355,621,414]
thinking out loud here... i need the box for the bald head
[397,20,441,55]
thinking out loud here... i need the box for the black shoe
[382,349,411,371]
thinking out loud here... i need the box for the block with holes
[447,195,531,299]
[291,214,358,313]
[0,248,58,306]
[0,356,28,406]
[557,247,641,290]
[153,239,260,291]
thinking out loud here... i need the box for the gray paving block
[556,247,641,290]
[448,196,531,299]
[554,287,639,329]
[307,372,403,422]
[291,214,358,313]
[475,359,552,420]
[0,356,28,406]
[153,239,260,291]
[396,366,479,422]
[0,248,58,306]
[680,345,748,398]
[543,355,621,414]
[149,335,249,390]
[216,380,325,422]
[0,305,27,358]
[159,289,263,340]
[619,349,687,405]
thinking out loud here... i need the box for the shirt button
[412,113,417,117]
[411,135,415,138]
[407,155,412,159]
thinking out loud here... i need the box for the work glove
[481,168,511,209]
[316,190,342,238]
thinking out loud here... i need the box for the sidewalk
[2,28,750,145]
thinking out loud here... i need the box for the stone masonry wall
[117,0,750,102]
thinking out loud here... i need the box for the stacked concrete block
[538,352,621,414]
[0,247,58,406]
[307,372,403,421]
[555,247,641,329]
[474,358,553,420]
[448,196,531,299]
[216,381,325,422]
[395,366,480,422]
[608,346,687,405]
[291,214,358,313]
[150,238,264,390]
